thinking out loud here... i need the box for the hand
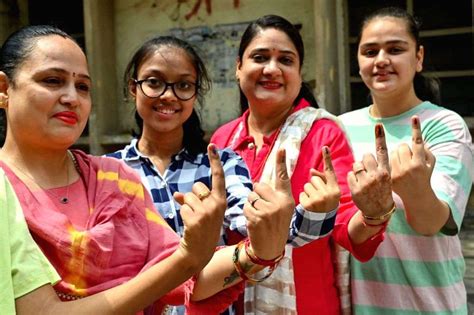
[173,144,227,270]
[348,123,394,217]
[245,149,295,260]
[391,116,436,200]
[300,146,341,212]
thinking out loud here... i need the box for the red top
[211,100,385,314]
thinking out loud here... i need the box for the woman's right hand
[173,144,227,271]
[245,149,295,261]
[348,123,394,219]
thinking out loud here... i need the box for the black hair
[358,7,441,104]
[123,36,210,156]
[0,25,77,145]
[237,14,319,113]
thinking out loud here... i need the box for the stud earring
[0,95,7,109]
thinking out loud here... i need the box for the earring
[0,95,7,109]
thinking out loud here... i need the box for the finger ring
[250,198,261,208]
[353,166,365,175]
[198,190,211,200]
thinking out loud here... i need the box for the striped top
[339,101,474,314]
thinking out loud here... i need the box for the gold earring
[0,96,7,108]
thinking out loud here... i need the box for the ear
[235,57,242,81]
[0,72,10,109]
[128,79,137,98]
[416,45,424,73]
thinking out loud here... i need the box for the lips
[53,111,78,125]
[259,81,283,89]
[152,105,180,115]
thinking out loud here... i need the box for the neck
[370,87,422,118]
[0,144,74,188]
[138,127,184,160]
[247,103,293,136]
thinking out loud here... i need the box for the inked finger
[411,116,425,160]
[208,143,226,199]
[375,123,390,170]
[275,149,291,193]
[322,146,338,185]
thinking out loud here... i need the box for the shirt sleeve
[423,110,474,235]
[4,172,60,300]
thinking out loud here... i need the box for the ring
[353,165,366,175]
[197,190,211,200]
[250,198,261,208]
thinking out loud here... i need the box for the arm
[391,115,473,236]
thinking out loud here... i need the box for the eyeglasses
[134,78,197,101]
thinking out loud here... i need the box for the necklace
[7,150,80,204]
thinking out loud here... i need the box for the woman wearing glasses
[108,36,342,313]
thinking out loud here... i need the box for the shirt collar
[123,138,202,164]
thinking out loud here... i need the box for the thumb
[424,144,436,170]
[275,148,291,193]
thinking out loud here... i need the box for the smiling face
[236,28,302,114]
[131,45,197,138]
[1,35,91,150]
[358,16,424,99]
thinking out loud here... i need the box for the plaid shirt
[107,139,336,246]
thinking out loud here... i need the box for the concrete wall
[114,0,316,134]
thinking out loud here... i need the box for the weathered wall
[114,0,315,134]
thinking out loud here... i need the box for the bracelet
[232,239,278,284]
[244,238,285,267]
[361,217,390,228]
[362,203,396,221]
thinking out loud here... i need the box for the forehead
[360,17,414,44]
[138,45,197,76]
[245,28,298,54]
[20,35,89,75]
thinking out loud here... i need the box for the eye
[76,82,91,93]
[279,56,294,65]
[43,77,62,85]
[175,81,195,91]
[144,77,164,88]
[389,47,404,54]
[251,54,268,63]
[361,49,378,57]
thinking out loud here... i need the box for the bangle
[361,217,390,228]
[232,239,278,284]
[244,238,285,267]
[362,203,396,221]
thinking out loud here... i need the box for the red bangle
[232,239,277,284]
[244,238,285,267]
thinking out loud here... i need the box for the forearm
[17,249,200,315]
[288,204,336,247]
[402,189,451,236]
[348,210,387,244]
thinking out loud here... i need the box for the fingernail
[209,144,218,156]
[323,146,329,155]
[412,116,419,127]
[375,124,384,137]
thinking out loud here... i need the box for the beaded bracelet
[362,203,396,221]
[232,239,280,284]
[244,238,285,267]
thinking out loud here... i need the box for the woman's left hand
[300,146,341,212]
[391,116,436,200]
[245,149,295,261]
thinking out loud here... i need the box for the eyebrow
[249,48,297,56]
[140,69,196,79]
[360,40,409,48]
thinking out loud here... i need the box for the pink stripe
[376,232,463,262]
[353,280,466,312]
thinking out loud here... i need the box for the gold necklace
[7,150,80,204]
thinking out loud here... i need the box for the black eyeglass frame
[134,78,198,101]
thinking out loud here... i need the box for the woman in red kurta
[212,15,389,314]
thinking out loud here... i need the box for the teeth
[153,107,177,114]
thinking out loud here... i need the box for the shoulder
[104,139,136,160]
[338,107,368,124]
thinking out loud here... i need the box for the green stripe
[351,256,465,287]
[353,304,467,315]
[434,155,472,197]
[385,210,452,237]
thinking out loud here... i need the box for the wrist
[362,203,396,222]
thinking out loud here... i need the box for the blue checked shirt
[107,139,336,246]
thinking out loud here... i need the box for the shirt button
[248,143,255,149]
[167,213,175,219]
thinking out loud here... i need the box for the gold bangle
[362,203,396,221]
[232,240,278,284]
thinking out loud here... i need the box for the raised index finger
[275,148,291,193]
[411,115,425,160]
[322,146,338,185]
[208,143,226,199]
[375,123,390,170]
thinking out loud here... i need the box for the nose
[59,84,80,107]
[262,59,282,77]
[159,85,178,101]
[375,50,390,67]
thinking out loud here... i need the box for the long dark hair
[123,36,211,156]
[359,7,441,104]
[237,14,319,113]
[0,25,76,145]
